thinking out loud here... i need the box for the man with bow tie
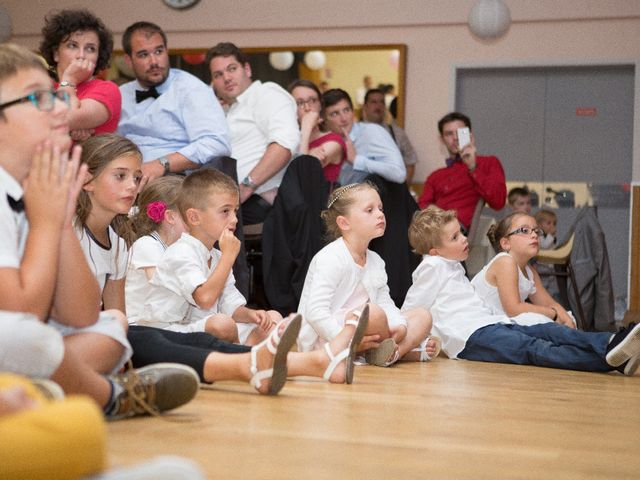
[417,112,506,231]
[118,22,231,181]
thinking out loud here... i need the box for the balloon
[304,50,326,70]
[269,51,294,71]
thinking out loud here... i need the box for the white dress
[471,252,552,326]
[125,234,166,325]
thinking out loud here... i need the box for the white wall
[5,0,640,183]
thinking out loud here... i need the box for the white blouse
[125,235,166,324]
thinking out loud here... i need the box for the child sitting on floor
[298,182,440,365]
[402,205,640,375]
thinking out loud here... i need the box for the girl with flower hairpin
[297,182,441,367]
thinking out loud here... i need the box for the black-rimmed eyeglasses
[507,226,542,237]
[0,90,70,112]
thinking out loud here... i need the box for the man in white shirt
[207,42,299,225]
[322,88,406,186]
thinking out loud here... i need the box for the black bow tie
[7,194,24,213]
[136,86,160,103]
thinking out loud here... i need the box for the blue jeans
[459,322,612,372]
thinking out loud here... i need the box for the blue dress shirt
[118,69,231,164]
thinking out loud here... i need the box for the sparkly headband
[327,183,359,209]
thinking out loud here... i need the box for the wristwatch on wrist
[58,81,76,91]
[158,156,171,176]
[241,175,258,190]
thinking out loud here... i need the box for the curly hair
[321,182,377,241]
[39,9,113,78]
[408,205,458,255]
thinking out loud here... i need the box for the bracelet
[549,306,558,321]
[58,81,77,91]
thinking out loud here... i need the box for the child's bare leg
[357,303,390,352]
[398,308,440,362]
[204,314,239,343]
[63,309,128,375]
[50,347,112,407]
[286,322,358,383]
[244,327,267,346]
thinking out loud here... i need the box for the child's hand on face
[23,141,82,230]
[218,228,240,260]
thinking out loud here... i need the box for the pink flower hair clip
[146,201,167,224]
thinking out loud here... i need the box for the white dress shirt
[226,80,299,194]
[119,69,231,164]
[0,166,27,268]
[402,255,511,358]
[297,237,407,352]
[339,122,406,185]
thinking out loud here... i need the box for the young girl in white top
[298,182,440,365]
[471,211,575,328]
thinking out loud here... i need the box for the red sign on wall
[576,107,597,117]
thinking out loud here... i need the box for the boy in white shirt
[401,205,640,375]
[145,168,279,344]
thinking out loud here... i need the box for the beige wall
[5,0,640,183]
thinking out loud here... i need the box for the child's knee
[104,309,129,333]
[366,303,391,337]
[205,315,238,342]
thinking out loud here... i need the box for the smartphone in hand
[457,127,471,150]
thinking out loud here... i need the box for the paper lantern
[468,0,511,39]
[0,7,12,42]
[269,51,294,71]
[389,49,400,69]
[304,50,326,70]
[182,53,206,65]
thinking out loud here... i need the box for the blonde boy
[402,205,640,375]
[145,169,279,344]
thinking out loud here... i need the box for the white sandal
[249,314,302,395]
[322,305,370,384]
[411,336,442,361]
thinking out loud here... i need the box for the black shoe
[606,322,640,368]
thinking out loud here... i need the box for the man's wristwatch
[241,175,258,190]
[158,156,171,176]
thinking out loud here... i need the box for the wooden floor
[108,359,640,479]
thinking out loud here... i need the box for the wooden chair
[536,233,587,330]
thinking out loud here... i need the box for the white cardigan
[297,237,407,351]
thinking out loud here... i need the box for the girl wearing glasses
[39,9,121,140]
[288,80,346,184]
[471,212,576,328]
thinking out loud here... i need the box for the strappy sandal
[322,305,370,384]
[249,313,302,395]
[364,337,400,367]
[411,335,442,361]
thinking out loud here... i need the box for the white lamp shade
[269,51,294,71]
[304,50,326,70]
[468,0,511,39]
[0,7,12,42]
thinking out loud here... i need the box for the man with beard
[118,22,231,181]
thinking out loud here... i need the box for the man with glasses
[207,42,298,225]
[322,88,406,186]
[118,22,231,181]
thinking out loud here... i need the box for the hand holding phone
[457,127,471,150]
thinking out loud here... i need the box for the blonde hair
[0,44,48,118]
[408,205,458,255]
[130,175,184,239]
[535,209,557,225]
[321,182,377,241]
[76,133,142,247]
[486,212,531,253]
[177,168,238,221]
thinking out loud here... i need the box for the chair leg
[567,263,587,331]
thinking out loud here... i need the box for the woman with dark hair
[288,79,346,184]
[40,9,121,139]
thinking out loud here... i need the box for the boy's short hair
[0,44,48,113]
[535,209,557,224]
[177,168,238,220]
[507,186,530,205]
[409,205,458,255]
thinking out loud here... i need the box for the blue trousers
[459,322,613,372]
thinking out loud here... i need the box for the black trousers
[128,326,250,383]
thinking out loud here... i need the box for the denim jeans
[459,322,612,372]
